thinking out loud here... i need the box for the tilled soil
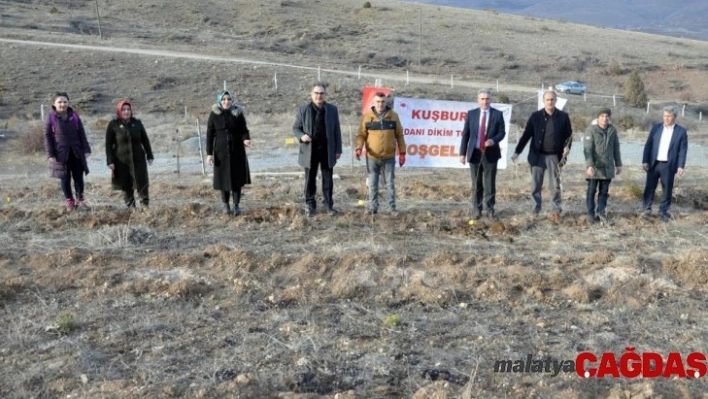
[1,163,707,398]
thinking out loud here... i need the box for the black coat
[105,117,154,191]
[292,102,343,168]
[207,104,251,191]
[515,108,573,167]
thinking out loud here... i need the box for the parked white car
[555,81,586,95]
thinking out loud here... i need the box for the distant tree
[624,71,648,108]
[495,93,510,104]
[363,1,371,8]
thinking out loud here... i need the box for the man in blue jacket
[641,105,688,222]
[512,91,572,224]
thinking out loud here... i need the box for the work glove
[399,153,406,167]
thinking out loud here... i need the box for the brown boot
[551,212,561,225]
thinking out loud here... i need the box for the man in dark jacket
[293,83,343,216]
[641,105,688,222]
[512,90,573,224]
[459,89,506,220]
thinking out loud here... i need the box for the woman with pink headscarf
[105,99,154,209]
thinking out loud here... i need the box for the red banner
[361,86,392,114]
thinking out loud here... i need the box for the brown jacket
[356,106,405,160]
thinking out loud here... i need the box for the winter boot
[65,198,76,212]
[77,195,90,210]
[222,203,232,215]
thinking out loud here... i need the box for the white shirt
[656,124,674,162]
[477,109,488,149]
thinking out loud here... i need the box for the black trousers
[60,151,85,200]
[221,187,242,207]
[123,186,150,207]
[304,145,333,210]
[643,161,675,215]
[468,153,498,213]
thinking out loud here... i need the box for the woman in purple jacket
[44,92,91,212]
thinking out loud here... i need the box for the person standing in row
[293,82,343,217]
[355,92,406,215]
[459,89,506,220]
[43,92,91,212]
[512,90,573,224]
[583,108,622,224]
[641,105,687,222]
[206,90,252,216]
[105,99,154,209]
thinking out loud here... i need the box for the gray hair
[543,90,557,100]
[663,105,679,117]
[477,88,492,97]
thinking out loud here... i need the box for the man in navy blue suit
[459,89,506,220]
[641,105,688,222]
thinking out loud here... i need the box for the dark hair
[374,92,388,98]
[312,82,328,92]
[52,91,69,103]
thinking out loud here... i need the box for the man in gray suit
[641,105,688,222]
[293,82,343,216]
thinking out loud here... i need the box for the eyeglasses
[312,92,325,96]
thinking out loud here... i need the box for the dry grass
[18,122,45,155]
[1,164,708,397]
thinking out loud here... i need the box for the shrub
[363,1,371,8]
[669,80,687,91]
[382,314,401,327]
[92,117,110,131]
[55,312,76,335]
[624,71,648,108]
[624,180,644,200]
[495,93,510,104]
[19,122,45,155]
[570,114,590,134]
[607,61,624,76]
[615,115,637,131]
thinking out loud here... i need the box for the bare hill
[2,0,708,120]
[413,0,708,40]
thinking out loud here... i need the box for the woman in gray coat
[206,90,252,215]
[583,108,622,223]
